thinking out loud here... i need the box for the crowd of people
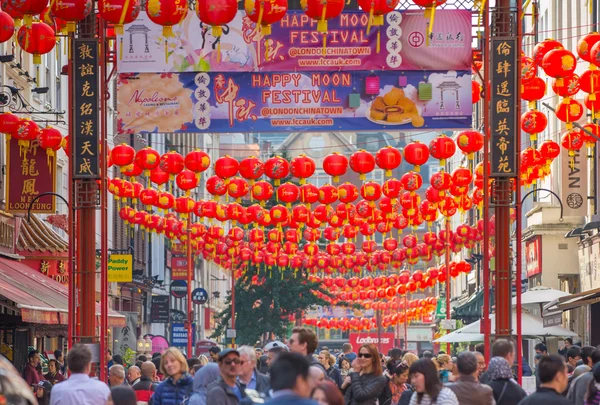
[3,331,600,405]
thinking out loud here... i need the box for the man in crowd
[109,364,126,387]
[308,366,325,391]
[265,343,288,371]
[338,343,356,368]
[106,349,113,369]
[567,348,600,405]
[127,365,141,386]
[133,361,158,403]
[207,348,246,404]
[289,327,326,373]
[517,355,570,405]
[54,350,66,374]
[237,346,270,395]
[447,352,494,405]
[265,352,316,405]
[480,339,515,385]
[209,346,222,363]
[535,343,548,356]
[566,346,582,370]
[559,338,573,358]
[485,339,527,405]
[474,351,487,380]
[50,344,110,405]
[22,350,44,387]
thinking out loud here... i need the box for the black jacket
[517,387,572,405]
[487,378,527,405]
[326,366,342,388]
[344,372,386,405]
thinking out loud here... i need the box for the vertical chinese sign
[72,39,99,179]
[490,38,518,177]
[6,140,56,213]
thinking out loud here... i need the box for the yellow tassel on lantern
[213,26,223,63]
[119,38,123,61]
[366,3,374,34]
[165,39,168,64]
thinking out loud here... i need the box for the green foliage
[122,347,137,368]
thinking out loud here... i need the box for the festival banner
[6,139,56,214]
[117,70,472,134]
[117,10,472,73]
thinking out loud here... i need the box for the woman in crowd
[340,358,352,378]
[198,355,209,366]
[189,363,220,405]
[44,359,65,385]
[402,353,419,368]
[380,361,412,405]
[152,347,194,405]
[433,355,453,384]
[35,380,52,405]
[408,359,458,405]
[343,343,386,405]
[319,350,342,388]
[311,381,345,405]
[486,356,526,405]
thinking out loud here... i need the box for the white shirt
[50,373,111,405]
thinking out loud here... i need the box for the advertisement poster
[107,254,133,282]
[526,236,542,278]
[150,295,170,323]
[6,139,56,214]
[117,70,472,134]
[561,146,588,217]
[171,257,194,280]
[171,323,196,348]
[349,332,395,355]
[117,10,472,73]
[113,312,138,357]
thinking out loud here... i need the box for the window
[306,169,331,187]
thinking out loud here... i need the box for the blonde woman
[402,353,419,368]
[198,355,209,366]
[433,354,453,383]
[319,350,342,388]
[152,347,194,405]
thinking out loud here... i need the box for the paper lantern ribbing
[264,156,290,186]
[17,22,56,64]
[521,110,548,142]
[428,135,456,166]
[135,147,160,176]
[98,0,141,34]
[37,126,63,162]
[532,38,563,67]
[541,48,577,87]
[50,0,93,32]
[0,112,20,135]
[456,130,484,160]
[290,154,316,184]
[375,146,402,177]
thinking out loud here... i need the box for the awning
[0,257,125,327]
[453,288,495,322]
[543,287,600,317]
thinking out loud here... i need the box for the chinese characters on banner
[171,257,193,281]
[73,39,99,179]
[490,38,518,177]
[6,139,56,213]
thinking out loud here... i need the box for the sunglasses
[223,358,241,365]
[358,353,372,359]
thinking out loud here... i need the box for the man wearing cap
[206,348,247,405]
[264,341,289,371]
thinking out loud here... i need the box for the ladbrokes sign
[349,332,395,355]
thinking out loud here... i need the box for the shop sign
[561,144,588,216]
[149,295,170,323]
[192,288,208,305]
[72,39,100,178]
[117,10,472,73]
[23,259,69,285]
[349,332,395,355]
[108,254,133,282]
[150,335,170,353]
[526,236,542,278]
[170,323,196,348]
[435,299,447,319]
[171,257,193,280]
[543,313,563,328]
[117,70,472,134]
[6,140,56,213]
[490,38,518,178]
[170,280,187,298]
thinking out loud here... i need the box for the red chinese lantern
[520,110,548,141]
[400,172,423,192]
[403,141,429,172]
[430,171,451,196]
[578,33,600,63]
[176,170,199,195]
[0,112,21,135]
[539,140,561,168]
[150,166,169,188]
[357,0,399,39]
[135,147,160,176]
[50,0,92,32]
[252,180,274,205]
[349,150,375,181]
[472,80,481,104]
[582,123,600,148]
[375,146,402,177]
[146,0,188,37]
[140,188,159,210]
[195,0,237,59]
[521,76,546,108]
[17,22,56,64]
[13,118,38,150]
[429,135,456,166]
[561,129,585,158]
[174,196,195,219]
[532,38,563,67]
[228,177,249,202]
[301,0,344,53]
[98,0,141,34]
[264,156,290,186]
[238,156,264,185]
[323,152,348,182]
[555,99,584,129]
[206,175,227,199]
[278,182,300,207]
[0,11,14,43]
[585,92,600,119]
[11,0,48,26]
[160,151,185,179]
[579,69,600,100]
[300,183,319,205]
[542,49,577,87]
[244,0,288,36]
[290,154,316,184]
[37,126,63,163]
[456,130,484,160]
[521,54,536,82]
[185,149,210,179]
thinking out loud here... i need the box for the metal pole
[404,294,408,351]
[515,0,523,385]
[482,0,491,364]
[187,215,193,357]
[231,271,236,348]
[99,16,108,383]
[67,31,75,351]
[445,218,451,354]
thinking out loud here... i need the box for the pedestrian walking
[289,327,327,374]
[584,363,600,405]
[569,349,600,405]
[407,359,457,405]
[50,344,111,405]
[108,386,137,405]
[446,352,494,405]
[432,355,453,383]
[567,346,582,371]
[127,366,141,386]
[237,345,270,395]
[473,352,486,381]
[380,360,411,405]
[22,350,44,388]
[265,352,317,405]
[109,365,127,387]
[402,353,419,368]
[311,381,344,405]
[152,347,194,405]
[132,361,159,404]
[44,359,65,385]
[189,363,220,405]
[35,380,53,405]
[486,356,527,405]
[209,347,222,363]
[54,350,67,375]
[343,343,386,405]
[206,348,246,405]
[517,355,570,405]
[319,350,342,388]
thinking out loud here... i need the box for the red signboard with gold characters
[6,139,56,213]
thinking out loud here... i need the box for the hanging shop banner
[117,70,472,134]
[72,39,100,179]
[117,10,472,73]
[150,295,170,323]
[561,145,589,217]
[107,254,133,282]
[171,323,196,348]
[349,332,395,355]
[170,280,188,298]
[525,236,542,278]
[171,256,194,280]
[113,312,138,357]
[192,288,209,305]
[6,139,56,214]
[489,38,518,178]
